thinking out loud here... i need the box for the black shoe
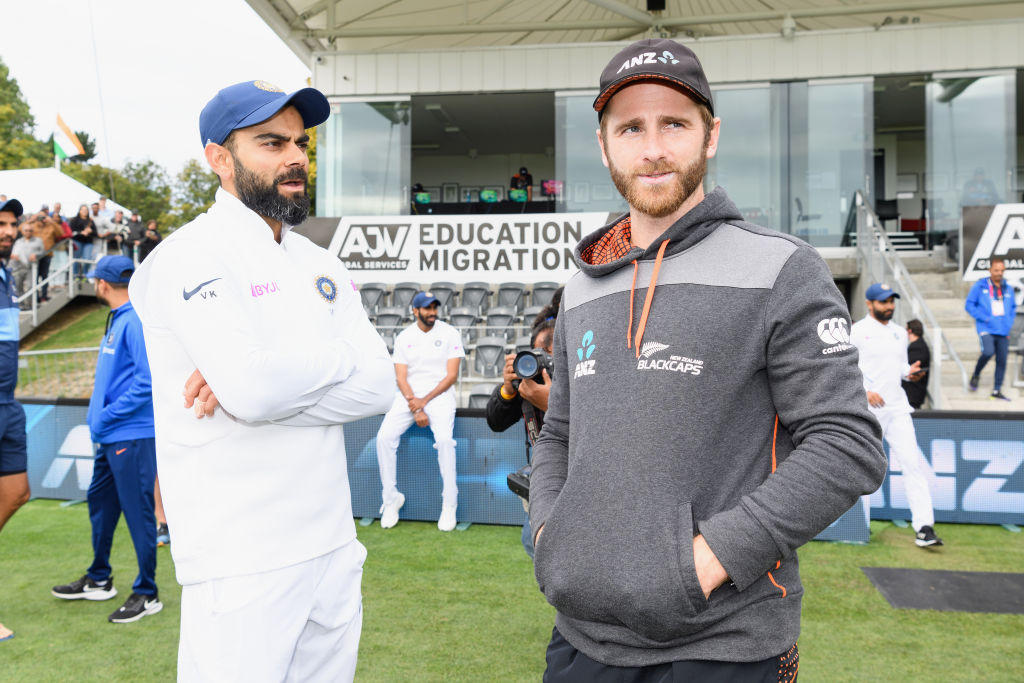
[990,391,1011,401]
[156,523,170,547]
[969,375,979,391]
[108,592,163,623]
[51,574,117,601]
[915,525,944,547]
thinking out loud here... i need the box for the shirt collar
[210,187,293,242]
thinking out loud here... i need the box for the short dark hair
[906,319,924,338]
[990,257,1005,267]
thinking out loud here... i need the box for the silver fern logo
[639,341,669,359]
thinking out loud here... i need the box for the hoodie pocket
[534,500,711,642]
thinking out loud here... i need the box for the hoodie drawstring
[626,239,669,358]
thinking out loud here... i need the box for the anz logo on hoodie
[573,330,596,379]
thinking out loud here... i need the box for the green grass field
[1,502,1022,681]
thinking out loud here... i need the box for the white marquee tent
[0,168,130,219]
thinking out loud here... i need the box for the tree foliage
[0,58,49,169]
[62,159,173,225]
[169,159,218,228]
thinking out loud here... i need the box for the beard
[416,310,437,329]
[0,240,12,260]
[608,147,707,219]
[872,307,894,322]
[234,159,310,226]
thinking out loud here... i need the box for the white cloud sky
[2,0,310,176]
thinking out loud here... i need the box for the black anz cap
[594,38,714,117]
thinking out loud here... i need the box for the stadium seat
[461,282,491,316]
[467,383,498,409]
[429,281,458,315]
[473,337,507,378]
[531,281,560,307]
[485,305,517,341]
[392,282,421,311]
[514,335,532,353]
[496,282,526,314]
[359,282,388,316]
[448,306,479,344]
[521,305,544,333]
[375,306,406,337]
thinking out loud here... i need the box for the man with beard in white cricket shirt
[375,291,464,532]
[850,283,943,549]
[528,39,886,681]
[128,81,393,682]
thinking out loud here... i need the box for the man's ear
[204,143,234,186]
[596,128,610,169]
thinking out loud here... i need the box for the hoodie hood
[571,186,744,358]
[574,186,743,277]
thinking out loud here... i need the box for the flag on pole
[54,115,85,160]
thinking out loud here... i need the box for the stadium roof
[246,0,1024,63]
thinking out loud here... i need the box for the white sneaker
[379,493,405,529]
[438,503,457,532]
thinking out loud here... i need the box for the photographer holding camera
[486,288,561,558]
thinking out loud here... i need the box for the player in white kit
[376,292,465,531]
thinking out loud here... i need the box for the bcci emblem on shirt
[315,275,337,302]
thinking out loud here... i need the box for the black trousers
[544,627,798,683]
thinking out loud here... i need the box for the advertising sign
[963,203,1024,305]
[324,212,611,284]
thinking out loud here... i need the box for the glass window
[789,79,873,247]
[707,84,785,232]
[555,93,626,215]
[318,99,410,217]
[926,71,1017,239]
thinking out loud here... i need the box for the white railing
[16,346,101,399]
[853,191,969,409]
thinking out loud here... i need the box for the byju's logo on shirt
[573,330,596,378]
[817,317,853,355]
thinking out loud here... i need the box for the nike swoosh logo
[115,448,127,455]
[183,278,222,301]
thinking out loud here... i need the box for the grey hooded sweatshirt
[530,187,886,667]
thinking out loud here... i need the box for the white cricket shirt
[129,189,393,584]
[392,320,465,397]
[849,314,912,413]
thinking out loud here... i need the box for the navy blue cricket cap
[0,198,23,218]
[865,283,900,301]
[87,255,135,284]
[411,291,441,309]
[199,80,331,148]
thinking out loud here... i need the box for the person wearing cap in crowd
[0,198,30,643]
[51,255,163,623]
[965,257,1016,401]
[528,39,886,680]
[375,291,465,532]
[125,210,145,258]
[510,166,534,201]
[128,80,392,680]
[850,283,943,549]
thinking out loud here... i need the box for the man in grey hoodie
[529,38,887,681]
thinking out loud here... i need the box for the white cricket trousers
[866,409,936,531]
[177,539,366,683]
[376,392,458,508]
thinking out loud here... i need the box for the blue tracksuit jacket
[965,277,1017,337]
[87,301,154,443]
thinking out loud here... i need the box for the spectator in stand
[510,166,534,201]
[10,221,44,308]
[30,213,66,303]
[902,319,930,409]
[96,196,114,221]
[125,211,145,258]
[50,202,65,223]
[138,220,161,262]
[69,204,97,277]
[98,209,128,256]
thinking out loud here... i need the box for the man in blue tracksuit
[51,255,162,623]
[965,257,1017,400]
[0,198,31,643]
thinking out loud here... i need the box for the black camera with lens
[513,348,553,384]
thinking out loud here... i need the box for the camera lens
[514,353,539,379]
